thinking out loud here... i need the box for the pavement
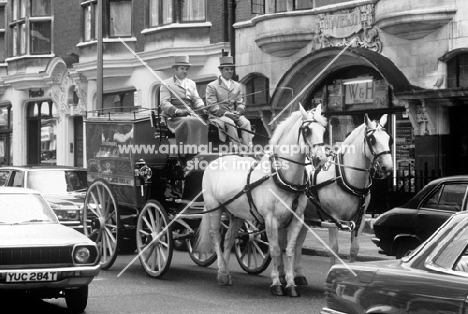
[301,215,394,262]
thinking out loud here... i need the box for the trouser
[209,115,253,146]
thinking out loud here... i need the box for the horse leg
[222,216,244,270]
[328,227,339,267]
[349,220,365,262]
[209,210,231,286]
[277,228,286,285]
[281,217,304,297]
[292,225,308,286]
[264,215,284,296]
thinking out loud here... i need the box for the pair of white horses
[195,104,393,297]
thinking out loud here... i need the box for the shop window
[8,0,51,56]
[251,0,265,14]
[102,89,136,112]
[109,0,132,37]
[0,105,12,166]
[148,0,205,27]
[245,74,269,107]
[27,100,57,165]
[447,53,468,88]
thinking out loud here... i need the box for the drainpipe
[223,0,229,42]
[229,0,237,79]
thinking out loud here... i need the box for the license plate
[6,271,57,282]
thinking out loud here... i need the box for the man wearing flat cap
[160,56,208,150]
[206,56,253,148]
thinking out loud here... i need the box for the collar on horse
[308,152,372,236]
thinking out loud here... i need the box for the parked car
[0,187,100,313]
[322,210,468,314]
[372,175,468,258]
[0,166,87,229]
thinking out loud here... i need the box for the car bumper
[0,264,100,290]
[321,307,348,314]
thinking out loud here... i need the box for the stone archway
[270,47,413,112]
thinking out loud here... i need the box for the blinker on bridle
[365,123,392,178]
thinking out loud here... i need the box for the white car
[0,187,100,313]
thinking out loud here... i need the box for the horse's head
[364,114,394,179]
[299,104,328,168]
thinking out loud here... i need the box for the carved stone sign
[320,7,363,38]
[313,4,382,53]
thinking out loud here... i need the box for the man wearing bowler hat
[160,55,208,151]
[206,56,253,148]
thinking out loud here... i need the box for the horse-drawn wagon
[82,108,271,277]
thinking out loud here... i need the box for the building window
[109,0,132,37]
[0,4,5,62]
[82,0,97,42]
[181,0,205,22]
[0,104,12,166]
[275,0,313,12]
[294,0,313,10]
[251,0,265,14]
[447,53,468,88]
[27,100,57,165]
[9,0,51,56]
[245,74,269,107]
[102,89,136,112]
[148,0,205,27]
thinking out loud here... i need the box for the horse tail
[194,208,214,254]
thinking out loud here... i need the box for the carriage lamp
[73,247,91,264]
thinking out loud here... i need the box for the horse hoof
[270,284,284,296]
[286,286,300,297]
[279,275,286,286]
[294,276,308,286]
[217,273,232,286]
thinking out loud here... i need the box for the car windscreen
[27,170,87,193]
[0,194,58,224]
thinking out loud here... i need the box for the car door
[417,182,468,241]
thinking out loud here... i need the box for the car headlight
[74,247,91,264]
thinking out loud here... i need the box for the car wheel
[65,286,88,313]
[395,242,416,259]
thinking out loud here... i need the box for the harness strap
[271,154,308,193]
[246,161,264,224]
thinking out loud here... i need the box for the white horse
[195,104,327,297]
[279,114,393,284]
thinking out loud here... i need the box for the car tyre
[65,286,88,314]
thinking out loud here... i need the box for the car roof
[0,165,86,171]
[0,187,41,194]
[427,175,468,185]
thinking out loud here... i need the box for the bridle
[364,124,392,179]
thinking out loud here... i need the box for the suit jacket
[160,76,204,118]
[206,77,245,117]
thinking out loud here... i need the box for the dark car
[0,187,100,313]
[322,211,468,314]
[0,166,87,229]
[372,175,468,258]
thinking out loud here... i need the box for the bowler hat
[218,56,235,68]
[172,56,191,68]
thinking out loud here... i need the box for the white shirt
[220,76,232,89]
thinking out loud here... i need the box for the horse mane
[269,111,302,146]
[343,123,365,146]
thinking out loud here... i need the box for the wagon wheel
[83,178,120,270]
[136,200,173,278]
[186,217,229,267]
[234,220,271,275]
